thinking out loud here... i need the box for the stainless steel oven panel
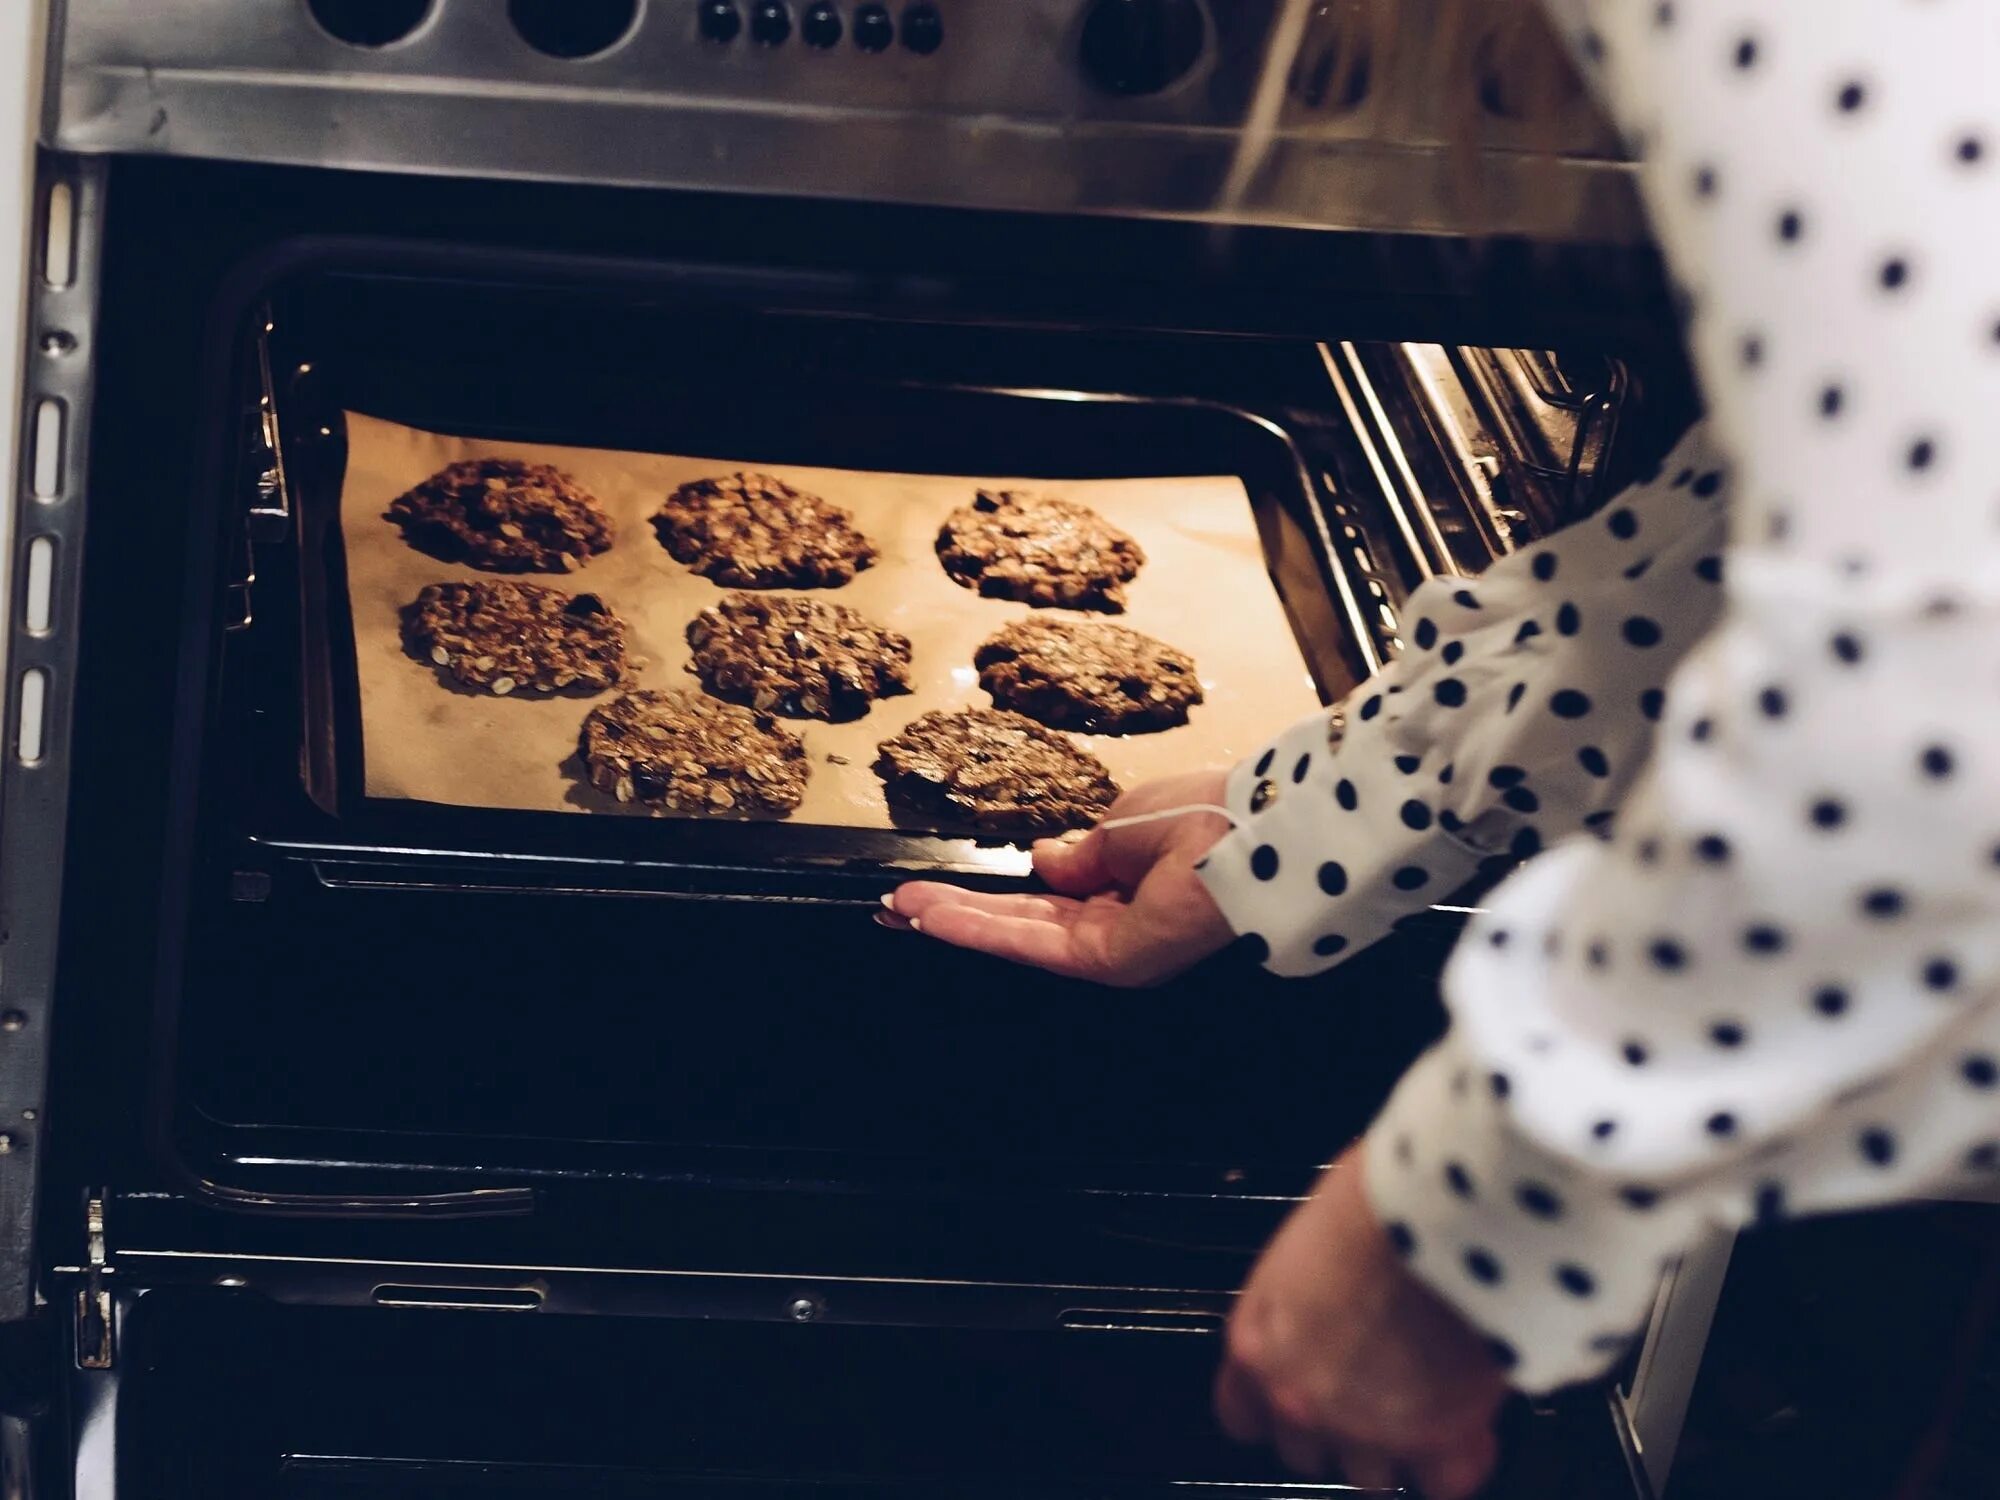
[47,0,1645,242]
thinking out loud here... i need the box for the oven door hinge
[73,1192,112,1370]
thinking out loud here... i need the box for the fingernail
[908,917,923,934]
[873,910,913,931]
[879,893,899,913]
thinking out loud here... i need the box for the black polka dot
[1434,678,1468,708]
[1962,1054,1997,1089]
[1706,1111,1738,1139]
[1556,1263,1597,1298]
[1444,1161,1476,1199]
[1692,471,1725,499]
[1583,809,1615,834]
[1758,686,1789,719]
[1587,940,1609,970]
[1393,754,1421,775]
[1531,551,1558,582]
[1253,748,1275,777]
[1649,938,1688,971]
[1551,689,1592,719]
[1359,694,1383,722]
[1920,744,1955,780]
[1607,508,1639,540]
[1861,886,1907,919]
[1514,620,1543,646]
[1818,382,1845,420]
[1743,924,1787,957]
[1622,616,1663,648]
[1813,985,1851,1018]
[1437,763,1455,785]
[1691,717,1715,744]
[1487,765,1526,789]
[1464,1248,1502,1285]
[1810,797,1847,830]
[1238,934,1269,965]
[1487,927,1510,950]
[1637,837,1662,866]
[1441,640,1465,666]
[1622,1039,1649,1067]
[1484,1337,1519,1371]
[1335,778,1359,811]
[1836,79,1866,113]
[1640,688,1666,721]
[1777,208,1805,244]
[1511,827,1542,859]
[1923,956,1959,992]
[1731,34,1758,69]
[1291,753,1312,784]
[1250,845,1280,881]
[1489,1071,1511,1100]
[1710,1020,1748,1048]
[1957,132,1986,167]
[1830,631,1863,665]
[1515,1181,1563,1219]
[1392,865,1430,892]
[1753,1181,1786,1225]
[1740,332,1766,369]
[1859,1127,1897,1167]
[1907,436,1938,473]
[1620,1184,1659,1211]
[1577,745,1611,778]
[1502,786,1540,815]
[1624,556,1653,580]
[1694,833,1731,864]
[1312,933,1349,958]
[1556,602,1582,636]
[1438,809,1464,833]
[1879,257,1911,292]
[1695,554,1724,584]
[1692,162,1719,198]
[1452,589,1481,610]
[1400,799,1432,831]
[1968,1142,2000,1172]
[1385,1220,1417,1257]
[1413,618,1438,650]
[1506,682,1528,712]
[1591,1118,1618,1141]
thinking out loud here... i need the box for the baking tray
[261,324,1374,890]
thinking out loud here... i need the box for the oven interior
[38,158,1691,1236]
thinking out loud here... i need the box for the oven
[4,3,1709,1496]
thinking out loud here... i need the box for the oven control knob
[1079,0,1205,95]
[853,3,893,51]
[751,0,791,43]
[801,0,842,47]
[900,3,943,54]
[699,0,743,43]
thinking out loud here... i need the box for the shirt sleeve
[1197,424,1730,978]
[1362,0,2000,1392]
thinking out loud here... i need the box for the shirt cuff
[1362,1035,1706,1392]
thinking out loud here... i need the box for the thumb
[1034,830,1114,895]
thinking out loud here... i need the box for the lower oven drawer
[95,1289,1644,1500]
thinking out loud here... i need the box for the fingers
[888,882,1078,924]
[1334,1446,1400,1491]
[1212,1359,1271,1445]
[900,901,1087,978]
[1406,1428,1500,1500]
[1033,830,1114,895]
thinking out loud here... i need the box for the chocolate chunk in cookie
[975,617,1202,734]
[579,689,809,816]
[935,489,1145,613]
[873,707,1119,835]
[654,472,877,589]
[386,458,614,573]
[405,580,632,696]
[687,592,913,722]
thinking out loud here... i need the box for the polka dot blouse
[1197,0,1998,1392]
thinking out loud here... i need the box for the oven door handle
[189,1179,537,1220]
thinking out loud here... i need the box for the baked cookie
[405,580,631,695]
[385,458,614,573]
[974,617,1202,734]
[935,489,1145,612]
[579,689,809,816]
[686,592,913,722]
[654,472,876,588]
[873,707,1119,835]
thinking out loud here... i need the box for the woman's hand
[883,771,1238,988]
[1215,1143,1509,1498]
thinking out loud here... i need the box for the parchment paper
[339,410,1324,837]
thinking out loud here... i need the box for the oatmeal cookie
[873,707,1119,835]
[654,472,876,588]
[385,458,614,573]
[974,617,1201,733]
[687,592,913,722]
[578,689,809,816]
[405,580,631,695]
[935,489,1145,612]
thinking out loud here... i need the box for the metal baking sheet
[337,410,1323,837]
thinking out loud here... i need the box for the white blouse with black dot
[1197,0,1998,1391]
